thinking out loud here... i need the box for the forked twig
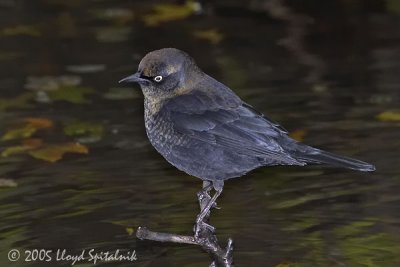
[136,183,234,267]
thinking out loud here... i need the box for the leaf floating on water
[376,111,400,122]
[1,138,43,157]
[91,8,134,24]
[29,143,89,162]
[142,2,197,26]
[1,126,36,141]
[1,25,41,37]
[193,29,224,44]
[126,227,134,236]
[2,145,30,157]
[25,75,82,91]
[66,64,106,74]
[35,91,51,104]
[1,118,53,141]
[63,120,104,143]
[63,120,103,136]
[24,118,53,129]
[0,178,17,188]
[103,87,139,100]
[0,93,34,111]
[48,86,94,104]
[289,129,307,142]
[94,26,131,43]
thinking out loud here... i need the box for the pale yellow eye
[154,75,163,82]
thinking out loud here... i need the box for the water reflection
[0,1,399,266]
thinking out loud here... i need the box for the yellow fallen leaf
[193,29,224,44]
[1,125,37,141]
[142,2,196,26]
[1,118,53,141]
[376,111,400,122]
[126,227,134,236]
[29,143,89,162]
[24,118,53,129]
[1,138,44,157]
[1,145,31,157]
[289,129,307,142]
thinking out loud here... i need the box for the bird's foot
[197,190,211,207]
[197,194,219,213]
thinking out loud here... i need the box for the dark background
[0,0,399,266]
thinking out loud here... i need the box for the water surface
[0,1,399,266]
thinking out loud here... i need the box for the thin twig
[136,227,197,245]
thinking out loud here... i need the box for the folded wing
[163,87,303,166]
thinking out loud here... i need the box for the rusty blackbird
[120,48,375,224]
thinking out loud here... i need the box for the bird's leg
[194,188,222,239]
[197,181,213,209]
[194,181,215,236]
[197,188,222,224]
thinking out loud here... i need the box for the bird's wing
[163,89,301,164]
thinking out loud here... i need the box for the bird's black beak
[119,72,147,84]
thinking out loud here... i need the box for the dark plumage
[120,48,375,192]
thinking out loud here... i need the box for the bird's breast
[144,101,188,156]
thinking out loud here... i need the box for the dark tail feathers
[294,146,376,172]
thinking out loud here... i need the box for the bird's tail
[292,145,376,172]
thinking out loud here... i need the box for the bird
[119,48,375,229]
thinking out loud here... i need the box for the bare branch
[136,183,234,266]
[136,227,197,245]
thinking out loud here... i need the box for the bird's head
[119,48,202,101]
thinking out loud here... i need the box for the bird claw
[197,187,212,202]
[197,190,219,210]
[197,191,211,204]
